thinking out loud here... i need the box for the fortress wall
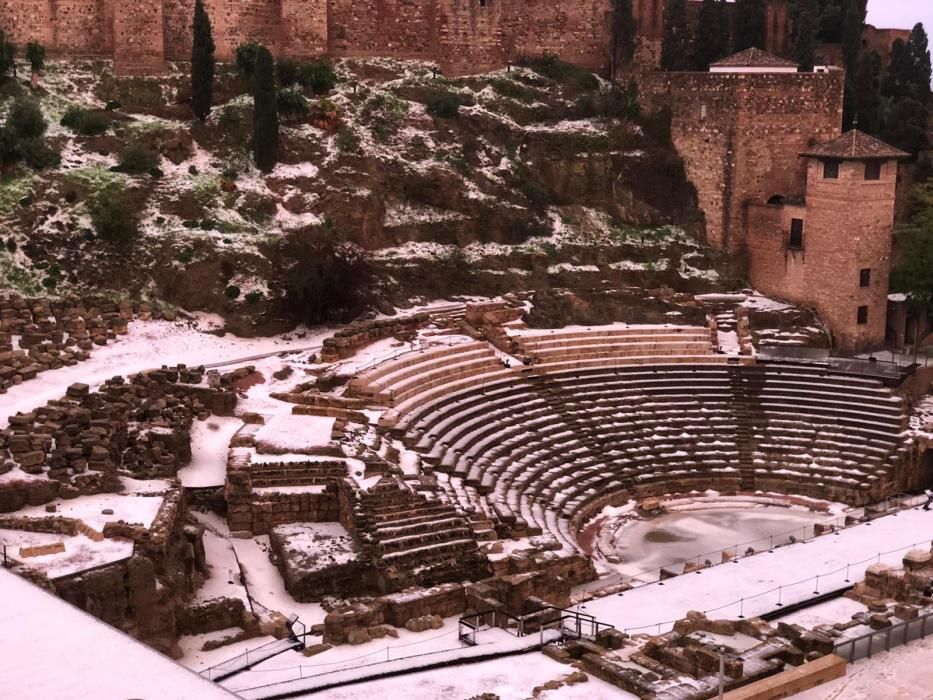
[114,0,165,73]
[328,0,439,62]
[435,0,504,75]
[500,0,609,73]
[641,70,844,251]
[163,0,285,62]
[0,1,56,47]
[50,0,115,54]
[281,0,329,58]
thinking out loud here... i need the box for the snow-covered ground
[178,416,243,488]
[0,318,326,427]
[582,502,933,634]
[794,635,933,700]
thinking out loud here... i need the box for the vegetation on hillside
[191,0,215,121]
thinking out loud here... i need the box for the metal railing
[458,604,613,646]
[835,609,933,663]
[616,535,933,636]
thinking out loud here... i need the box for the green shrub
[276,58,299,87]
[89,188,139,244]
[336,126,361,154]
[224,284,241,299]
[0,31,15,76]
[235,41,263,85]
[518,54,598,91]
[296,59,337,94]
[17,137,59,170]
[514,164,551,210]
[491,78,536,102]
[118,142,160,174]
[245,290,263,304]
[25,42,45,72]
[7,98,46,139]
[277,88,309,117]
[60,107,110,136]
[426,90,462,118]
[362,92,408,140]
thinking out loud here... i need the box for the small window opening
[789,218,804,248]
[857,306,869,325]
[859,268,871,287]
[865,161,882,180]
[823,160,840,179]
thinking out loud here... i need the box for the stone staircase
[353,477,490,591]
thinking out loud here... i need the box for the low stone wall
[176,597,253,636]
[0,514,79,535]
[249,489,341,534]
[0,293,175,394]
[320,313,430,363]
[323,582,468,644]
[0,477,61,514]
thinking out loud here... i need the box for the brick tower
[747,130,909,352]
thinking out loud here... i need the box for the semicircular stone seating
[352,326,908,553]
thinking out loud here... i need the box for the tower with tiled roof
[747,129,909,352]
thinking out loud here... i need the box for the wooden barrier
[724,654,846,700]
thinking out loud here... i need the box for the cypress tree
[792,0,818,71]
[692,0,730,70]
[252,46,279,173]
[190,0,215,121]
[610,0,637,77]
[661,0,691,72]
[852,51,882,134]
[733,0,767,53]
[907,23,932,102]
[882,39,913,101]
[840,0,863,76]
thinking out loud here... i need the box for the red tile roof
[710,48,799,69]
[800,129,911,160]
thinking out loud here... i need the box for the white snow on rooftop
[254,414,336,453]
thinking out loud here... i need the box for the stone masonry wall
[640,70,844,253]
[1,0,796,76]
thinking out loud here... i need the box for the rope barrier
[619,537,929,634]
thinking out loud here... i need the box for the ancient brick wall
[745,200,809,299]
[51,0,115,53]
[281,0,329,58]
[1,0,801,75]
[640,69,844,251]
[0,0,56,47]
[113,0,166,74]
[328,0,439,62]
[496,0,608,74]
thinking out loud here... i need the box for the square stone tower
[747,130,909,352]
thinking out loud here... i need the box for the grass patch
[64,166,128,198]
[0,173,34,218]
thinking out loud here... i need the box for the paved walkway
[584,501,933,634]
